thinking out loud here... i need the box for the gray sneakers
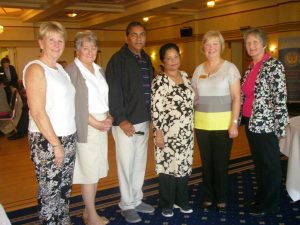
[121,209,141,223]
[135,202,155,213]
[121,202,154,223]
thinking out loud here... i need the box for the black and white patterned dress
[151,71,194,177]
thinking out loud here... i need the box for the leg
[29,133,76,225]
[195,129,214,203]
[248,132,282,213]
[245,122,264,204]
[131,122,149,207]
[211,130,232,204]
[159,173,176,210]
[112,125,140,210]
[175,175,190,207]
[59,134,77,224]
[82,183,103,225]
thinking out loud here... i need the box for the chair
[0,89,23,133]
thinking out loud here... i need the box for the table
[0,204,11,225]
[279,116,300,202]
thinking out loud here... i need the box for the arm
[151,76,167,148]
[106,55,135,136]
[25,64,64,167]
[88,113,113,132]
[271,61,288,137]
[228,79,241,138]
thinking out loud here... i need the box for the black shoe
[242,199,258,207]
[7,133,25,140]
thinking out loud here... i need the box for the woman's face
[245,34,266,61]
[203,37,222,59]
[39,32,65,61]
[162,48,181,72]
[77,40,97,66]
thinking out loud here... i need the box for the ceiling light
[67,12,77,18]
[207,1,215,7]
[143,17,149,22]
[0,25,4,34]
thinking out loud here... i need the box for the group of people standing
[23,20,288,225]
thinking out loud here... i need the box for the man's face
[126,25,146,54]
[3,62,9,69]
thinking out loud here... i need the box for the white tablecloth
[279,116,300,202]
[0,204,11,225]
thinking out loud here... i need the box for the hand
[229,124,238,138]
[119,120,135,137]
[53,145,65,167]
[97,117,113,132]
[155,129,165,149]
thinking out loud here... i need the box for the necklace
[205,59,224,76]
[168,71,182,84]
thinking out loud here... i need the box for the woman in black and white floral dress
[151,43,194,217]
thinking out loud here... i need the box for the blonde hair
[201,30,225,53]
[38,21,66,40]
[74,30,98,50]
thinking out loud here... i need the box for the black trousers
[158,173,190,209]
[195,129,232,204]
[244,118,281,213]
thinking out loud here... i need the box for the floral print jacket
[240,57,288,137]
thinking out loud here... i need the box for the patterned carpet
[8,156,300,225]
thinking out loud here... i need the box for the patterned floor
[8,156,300,225]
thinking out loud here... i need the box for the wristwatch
[232,119,238,124]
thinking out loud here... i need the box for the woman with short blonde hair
[23,21,76,224]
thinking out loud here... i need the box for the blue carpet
[8,156,300,225]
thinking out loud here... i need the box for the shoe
[121,209,141,223]
[7,133,25,140]
[82,213,109,225]
[135,202,155,213]
[202,201,213,209]
[217,203,226,213]
[161,208,174,217]
[242,199,258,207]
[173,204,193,213]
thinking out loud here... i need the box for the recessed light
[67,12,77,18]
[207,1,215,7]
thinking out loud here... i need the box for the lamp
[0,25,4,34]
[207,1,215,7]
[269,44,277,54]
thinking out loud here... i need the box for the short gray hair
[243,27,268,47]
[74,30,98,50]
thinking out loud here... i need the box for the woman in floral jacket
[241,27,288,217]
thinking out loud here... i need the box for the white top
[74,57,108,114]
[192,60,241,97]
[23,60,76,136]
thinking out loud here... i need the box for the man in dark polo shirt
[106,21,154,223]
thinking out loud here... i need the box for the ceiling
[0,0,271,29]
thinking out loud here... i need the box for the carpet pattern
[8,156,300,225]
